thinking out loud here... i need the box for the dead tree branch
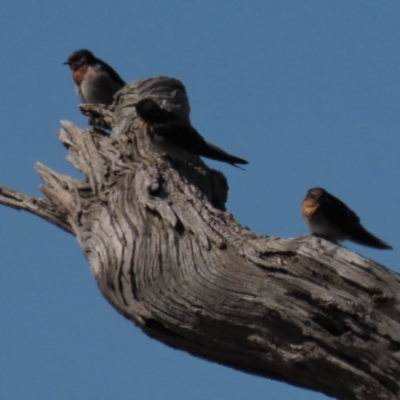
[2,77,400,400]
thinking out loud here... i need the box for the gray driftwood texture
[1,77,399,400]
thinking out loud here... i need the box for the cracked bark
[1,77,400,400]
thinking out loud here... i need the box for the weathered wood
[1,77,399,400]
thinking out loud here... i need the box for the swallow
[302,187,392,249]
[134,98,248,168]
[63,49,125,105]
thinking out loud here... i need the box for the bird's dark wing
[321,195,392,249]
[151,119,207,153]
[97,59,126,87]
[320,195,360,231]
[151,120,248,166]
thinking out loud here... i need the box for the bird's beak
[62,61,69,65]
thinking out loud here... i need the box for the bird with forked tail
[302,187,392,250]
[135,98,248,168]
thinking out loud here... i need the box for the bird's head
[304,187,329,203]
[63,49,96,71]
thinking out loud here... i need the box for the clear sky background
[1,2,399,399]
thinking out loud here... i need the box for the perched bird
[63,49,125,105]
[134,98,248,168]
[302,187,392,249]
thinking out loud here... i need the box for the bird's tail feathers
[202,142,248,168]
[351,225,392,250]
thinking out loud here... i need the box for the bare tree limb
[0,183,72,233]
[2,77,400,400]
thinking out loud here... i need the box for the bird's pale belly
[307,216,346,240]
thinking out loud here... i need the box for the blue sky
[1,2,399,399]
